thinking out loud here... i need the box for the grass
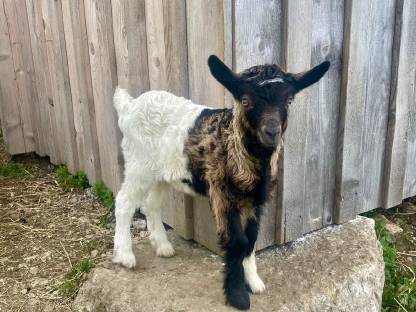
[367,212,416,311]
[92,181,114,226]
[58,259,96,298]
[0,162,31,178]
[56,166,89,192]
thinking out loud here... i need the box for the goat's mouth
[258,132,279,150]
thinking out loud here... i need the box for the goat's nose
[264,120,279,137]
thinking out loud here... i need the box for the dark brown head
[208,55,330,151]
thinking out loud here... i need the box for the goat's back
[113,88,208,181]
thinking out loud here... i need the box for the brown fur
[184,102,276,242]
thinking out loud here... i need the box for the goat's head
[208,55,330,150]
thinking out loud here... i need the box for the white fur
[243,251,265,293]
[113,88,207,266]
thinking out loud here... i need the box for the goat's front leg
[223,209,250,310]
[243,218,265,293]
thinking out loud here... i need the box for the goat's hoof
[156,242,175,258]
[226,287,250,310]
[112,251,136,268]
[246,275,265,294]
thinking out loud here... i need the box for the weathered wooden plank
[335,0,395,222]
[0,0,25,154]
[282,0,313,241]
[383,0,406,207]
[112,0,149,98]
[62,0,101,183]
[3,0,38,154]
[41,0,79,171]
[401,0,416,199]
[187,0,225,253]
[25,0,61,163]
[284,0,343,241]
[234,0,283,249]
[84,0,122,192]
[145,0,193,239]
[223,0,233,109]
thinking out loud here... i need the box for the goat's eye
[241,98,250,107]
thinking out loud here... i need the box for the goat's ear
[208,55,239,95]
[291,61,330,92]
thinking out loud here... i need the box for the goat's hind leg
[113,182,151,268]
[144,182,175,257]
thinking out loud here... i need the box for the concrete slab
[74,216,384,312]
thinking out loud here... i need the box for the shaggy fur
[112,55,330,310]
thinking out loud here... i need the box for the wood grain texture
[3,0,38,154]
[283,0,313,241]
[187,0,225,252]
[234,0,283,249]
[112,0,149,97]
[335,0,395,222]
[401,0,416,199]
[145,0,192,239]
[84,0,122,192]
[25,0,61,163]
[284,0,343,240]
[0,0,25,154]
[41,0,79,171]
[62,0,101,183]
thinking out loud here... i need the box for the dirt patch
[0,136,115,311]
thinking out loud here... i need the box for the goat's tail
[113,87,133,115]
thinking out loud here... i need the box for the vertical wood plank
[112,0,149,98]
[84,0,122,192]
[3,0,38,154]
[145,0,193,239]
[335,0,395,222]
[62,0,101,183]
[0,0,25,154]
[283,0,313,241]
[187,0,225,253]
[234,0,283,250]
[284,0,344,241]
[401,0,416,199]
[25,0,61,163]
[41,0,79,171]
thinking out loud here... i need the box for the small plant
[58,259,95,298]
[0,162,31,178]
[56,166,89,192]
[369,214,416,311]
[92,181,114,226]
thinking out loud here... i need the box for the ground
[0,129,415,311]
[0,133,119,311]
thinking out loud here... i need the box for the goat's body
[113,88,267,309]
[114,88,207,194]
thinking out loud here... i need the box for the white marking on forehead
[257,77,285,86]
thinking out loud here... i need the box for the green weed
[58,259,95,298]
[56,166,89,192]
[92,181,114,226]
[369,214,416,311]
[0,162,31,178]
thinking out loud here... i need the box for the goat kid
[112,55,330,310]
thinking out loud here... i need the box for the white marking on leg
[243,251,265,294]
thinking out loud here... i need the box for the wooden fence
[0,0,415,253]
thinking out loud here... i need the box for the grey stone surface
[74,216,384,312]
